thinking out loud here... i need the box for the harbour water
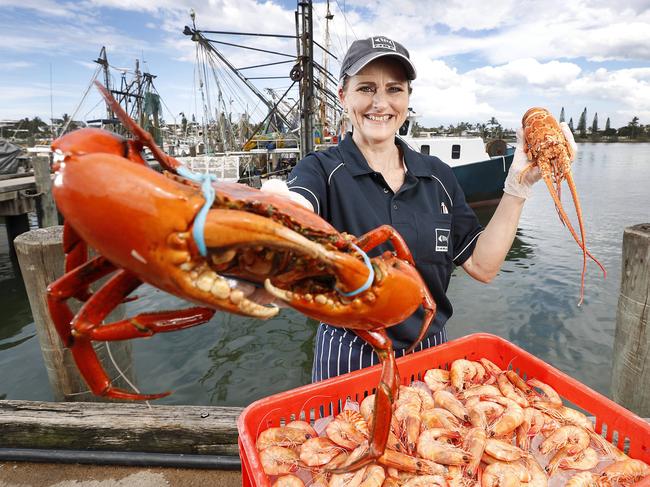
[0,143,648,406]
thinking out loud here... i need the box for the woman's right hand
[260,178,314,211]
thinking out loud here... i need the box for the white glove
[260,178,314,211]
[503,122,577,200]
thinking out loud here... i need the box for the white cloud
[409,59,502,125]
[567,67,650,111]
[0,61,33,70]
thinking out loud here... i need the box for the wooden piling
[14,226,135,402]
[611,223,650,416]
[32,154,58,228]
[5,213,30,262]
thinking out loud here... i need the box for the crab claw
[264,253,431,331]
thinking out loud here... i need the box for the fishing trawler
[398,112,515,207]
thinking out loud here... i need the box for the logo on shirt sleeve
[435,228,450,252]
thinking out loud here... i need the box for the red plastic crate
[237,333,650,486]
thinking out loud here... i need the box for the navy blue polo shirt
[287,134,483,350]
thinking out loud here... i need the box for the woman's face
[339,57,410,146]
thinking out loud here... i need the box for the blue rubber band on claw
[335,243,375,297]
[177,166,217,257]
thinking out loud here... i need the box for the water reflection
[201,311,315,405]
[471,205,536,268]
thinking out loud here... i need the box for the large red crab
[47,82,436,471]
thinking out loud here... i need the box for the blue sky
[1,0,650,130]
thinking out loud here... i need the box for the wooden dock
[0,400,243,485]
[0,400,242,457]
[1,154,58,259]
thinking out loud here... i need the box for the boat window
[451,144,461,159]
[420,145,430,155]
[399,120,409,136]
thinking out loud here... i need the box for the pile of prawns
[256,358,650,487]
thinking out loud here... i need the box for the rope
[176,166,216,257]
[334,243,375,297]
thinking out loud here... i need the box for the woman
[264,36,575,382]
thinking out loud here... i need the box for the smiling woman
[258,35,569,396]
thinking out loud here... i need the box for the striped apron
[311,323,447,383]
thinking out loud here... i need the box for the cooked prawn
[299,437,345,467]
[565,472,599,487]
[378,448,447,475]
[402,475,448,487]
[450,359,478,391]
[527,378,562,408]
[536,404,594,431]
[421,407,463,430]
[468,400,504,429]
[460,384,502,401]
[483,438,527,462]
[260,445,300,476]
[505,370,533,395]
[481,462,522,487]
[463,427,486,478]
[257,425,314,450]
[546,447,599,476]
[516,407,546,450]
[481,395,524,437]
[326,410,369,450]
[416,428,470,465]
[434,390,470,422]
[539,425,590,456]
[520,456,549,487]
[496,373,529,408]
[395,387,424,454]
[424,368,451,393]
[599,459,650,485]
[287,420,318,438]
[272,474,305,487]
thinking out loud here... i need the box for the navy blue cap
[339,36,417,81]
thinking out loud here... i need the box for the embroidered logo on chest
[435,228,450,252]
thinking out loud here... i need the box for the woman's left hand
[503,122,577,200]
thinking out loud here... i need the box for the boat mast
[94,47,113,120]
[297,0,315,157]
[319,0,333,139]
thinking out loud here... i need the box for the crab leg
[70,269,214,399]
[62,224,92,302]
[48,256,117,345]
[354,225,436,352]
[95,81,183,173]
[329,328,399,473]
[354,225,416,266]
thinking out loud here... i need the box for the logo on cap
[371,36,396,51]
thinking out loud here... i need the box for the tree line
[4,110,650,144]
[414,110,649,142]
[560,107,649,141]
